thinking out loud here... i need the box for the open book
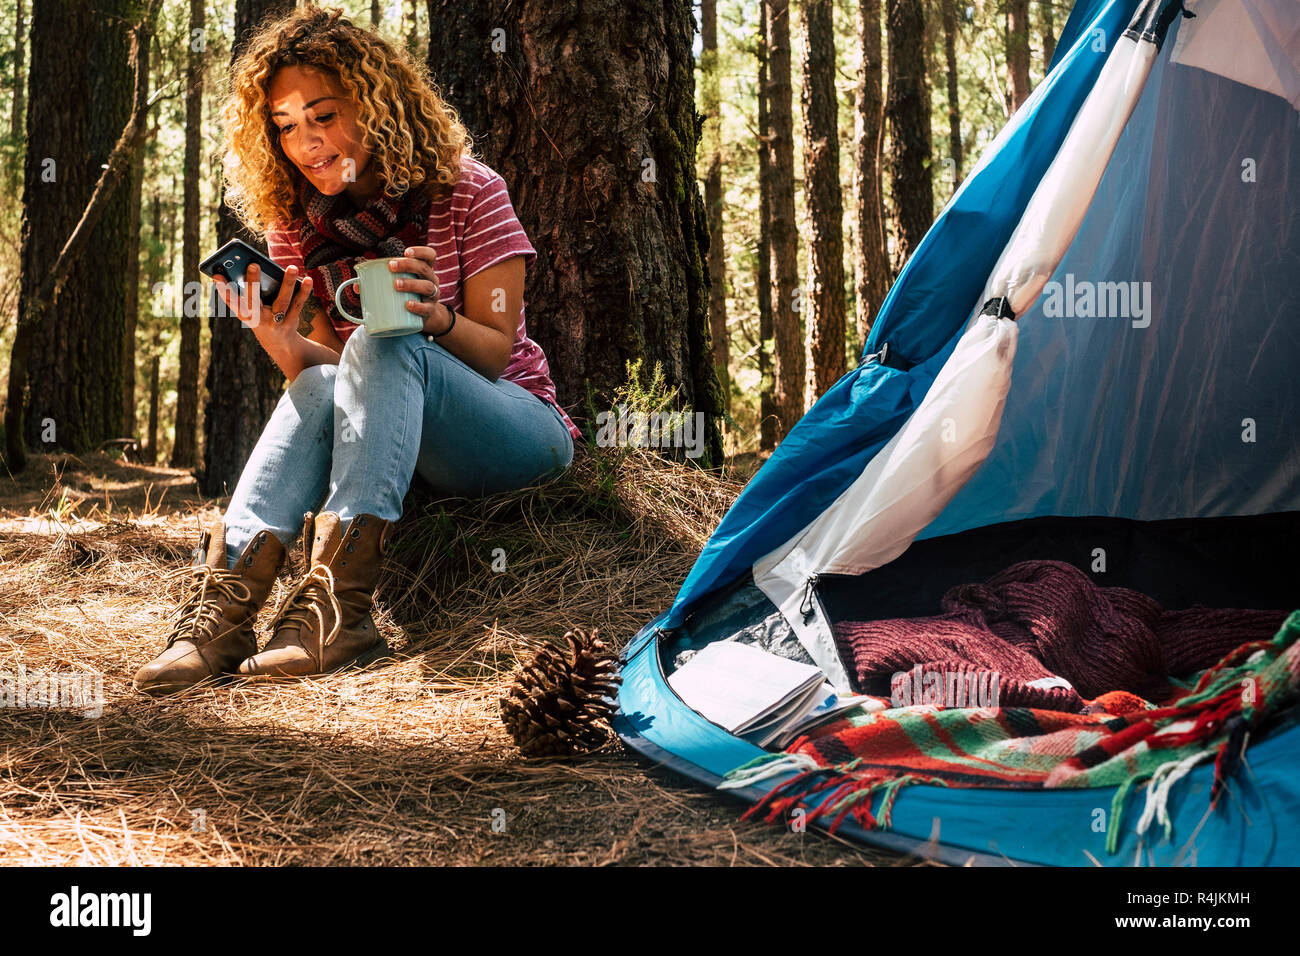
[667,641,871,749]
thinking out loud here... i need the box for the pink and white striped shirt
[267,156,581,442]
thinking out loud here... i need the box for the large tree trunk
[426,0,724,465]
[701,0,729,412]
[199,0,293,496]
[19,0,136,454]
[761,0,803,439]
[1040,0,1057,68]
[171,0,204,468]
[757,0,777,452]
[800,0,845,405]
[941,0,964,188]
[853,0,889,348]
[9,0,24,141]
[1005,0,1032,112]
[884,0,932,274]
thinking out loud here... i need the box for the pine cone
[500,628,622,758]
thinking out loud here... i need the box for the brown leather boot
[238,511,390,679]
[133,518,285,695]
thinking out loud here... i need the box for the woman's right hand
[214,263,315,352]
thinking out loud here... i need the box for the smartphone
[199,238,303,306]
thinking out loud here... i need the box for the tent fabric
[749,21,1176,677]
[663,0,1142,631]
[925,14,1300,538]
[752,315,1017,688]
[1171,0,1300,109]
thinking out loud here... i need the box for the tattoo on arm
[298,295,320,336]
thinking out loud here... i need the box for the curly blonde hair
[220,4,471,237]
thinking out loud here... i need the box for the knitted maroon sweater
[832,560,1288,712]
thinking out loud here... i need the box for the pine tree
[800,0,845,404]
[854,0,889,347]
[885,0,932,273]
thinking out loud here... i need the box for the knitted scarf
[721,607,1300,855]
[832,560,1289,711]
[296,176,432,332]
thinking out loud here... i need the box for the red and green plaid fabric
[723,610,1300,853]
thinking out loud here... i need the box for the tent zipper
[798,574,821,620]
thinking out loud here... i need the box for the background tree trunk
[701,0,729,413]
[199,0,293,496]
[143,193,161,461]
[405,0,419,60]
[884,0,932,273]
[757,1,777,452]
[800,0,845,405]
[427,0,724,465]
[854,0,888,348]
[762,0,802,439]
[1005,0,1031,111]
[171,0,204,468]
[146,330,161,464]
[9,0,24,141]
[371,0,380,27]
[122,144,144,438]
[942,0,964,188]
[1040,0,1057,68]
[20,0,135,454]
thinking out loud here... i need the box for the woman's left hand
[389,246,444,328]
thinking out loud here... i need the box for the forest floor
[0,445,912,866]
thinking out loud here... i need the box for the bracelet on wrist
[431,303,456,338]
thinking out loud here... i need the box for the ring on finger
[273,310,286,324]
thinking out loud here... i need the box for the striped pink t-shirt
[267,156,581,442]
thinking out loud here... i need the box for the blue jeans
[222,326,576,569]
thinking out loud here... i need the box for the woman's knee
[283,362,338,417]
[339,324,420,374]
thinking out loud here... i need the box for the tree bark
[171,0,204,468]
[143,193,161,462]
[9,0,24,141]
[701,0,729,412]
[885,0,932,274]
[146,332,161,464]
[371,0,380,27]
[800,0,845,405]
[426,0,724,466]
[757,0,777,451]
[853,0,888,348]
[1040,0,1057,68]
[941,0,963,188]
[14,0,143,463]
[762,0,802,439]
[1005,0,1031,112]
[199,0,294,496]
[123,143,144,438]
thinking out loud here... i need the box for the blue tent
[614,0,1300,866]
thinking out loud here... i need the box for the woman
[134,5,579,694]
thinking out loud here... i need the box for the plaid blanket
[721,610,1300,853]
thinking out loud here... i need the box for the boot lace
[266,564,343,664]
[161,565,253,649]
